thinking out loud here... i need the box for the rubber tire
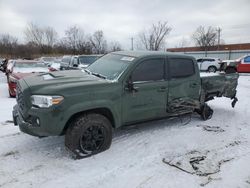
[200,104,213,120]
[65,113,112,159]
[207,66,217,73]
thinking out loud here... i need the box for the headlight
[9,75,17,83]
[31,95,64,108]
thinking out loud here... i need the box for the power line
[131,37,134,51]
[217,27,222,50]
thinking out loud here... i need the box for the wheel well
[208,65,217,70]
[61,108,115,135]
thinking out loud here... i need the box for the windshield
[13,62,48,73]
[79,56,99,65]
[86,54,134,80]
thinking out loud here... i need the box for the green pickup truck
[13,51,239,158]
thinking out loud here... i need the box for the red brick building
[167,43,250,52]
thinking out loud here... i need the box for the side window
[169,58,195,78]
[244,56,250,63]
[203,59,211,62]
[197,59,202,63]
[131,59,164,82]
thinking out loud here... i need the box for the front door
[122,58,168,124]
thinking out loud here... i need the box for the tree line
[0,21,221,58]
[0,23,123,59]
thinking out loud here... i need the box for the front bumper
[13,104,66,137]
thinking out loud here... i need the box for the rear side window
[203,58,214,62]
[132,59,164,82]
[169,58,195,78]
[244,56,250,63]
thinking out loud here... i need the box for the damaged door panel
[167,58,201,115]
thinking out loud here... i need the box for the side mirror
[125,78,138,92]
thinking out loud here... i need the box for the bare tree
[24,23,59,53]
[65,25,85,54]
[109,41,122,52]
[0,34,18,56]
[192,26,217,52]
[138,21,172,51]
[24,23,44,46]
[176,37,190,48]
[44,26,58,47]
[89,30,107,54]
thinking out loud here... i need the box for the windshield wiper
[84,69,91,74]
[84,69,106,79]
[91,72,107,79]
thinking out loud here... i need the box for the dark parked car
[13,51,239,158]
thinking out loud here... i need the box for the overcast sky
[0,0,250,49]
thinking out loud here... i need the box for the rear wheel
[207,66,217,73]
[65,113,112,159]
[200,104,213,120]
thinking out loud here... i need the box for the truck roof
[111,50,194,59]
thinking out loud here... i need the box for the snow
[0,72,250,188]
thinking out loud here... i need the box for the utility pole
[217,27,221,51]
[131,37,134,51]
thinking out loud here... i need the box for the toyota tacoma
[13,51,239,158]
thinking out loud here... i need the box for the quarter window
[169,58,195,78]
[131,59,164,82]
[244,56,250,63]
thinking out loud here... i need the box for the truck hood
[22,70,110,94]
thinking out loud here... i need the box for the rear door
[122,58,168,123]
[167,58,201,115]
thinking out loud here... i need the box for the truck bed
[200,72,239,102]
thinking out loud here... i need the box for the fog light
[36,118,40,125]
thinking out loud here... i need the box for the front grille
[16,83,25,112]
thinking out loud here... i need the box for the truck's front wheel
[65,113,112,159]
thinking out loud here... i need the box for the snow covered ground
[0,72,250,188]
